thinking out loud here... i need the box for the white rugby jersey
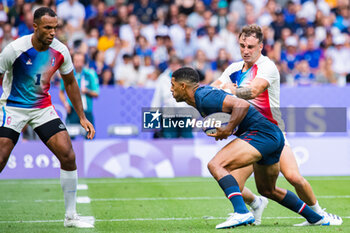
[218,55,285,131]
[0,34,73,108]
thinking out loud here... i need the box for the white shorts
[283,132,290,147]
[0,105,60,133]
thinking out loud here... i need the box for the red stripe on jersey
[250,65,278,126]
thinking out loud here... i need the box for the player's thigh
[211,138,261,171]
[230,165,254,190]
[253,162,280,192]
[28,106,73,157]
[45,130,74,161]
[0,137,16,166]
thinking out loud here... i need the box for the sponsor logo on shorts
[59,124,66,129]
[6,116,12,125]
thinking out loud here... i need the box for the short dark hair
[172,67,199,84]
[239,24,263,43]
[34,7,57,22]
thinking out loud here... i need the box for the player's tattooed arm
[236,87,253,99]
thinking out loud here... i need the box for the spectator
[114,4,129,26]
[17,10,34,37]
[169,13,187,51]
[219,21,241,62]
[152,35,169,69]
[57,0,85,35]
[192,49,213,84]
[280,36,302,75]
[89,50,113,85]
[116,54,143,87]
[7,0,25,27]
[270,9,287,42]
[0,23,16,50]
[300,36,324,72]
[325,34,350,86]
[134,35,153,60]
[59,52,99,127]
[84,0,99,20]
[132,0,157,25]
[140,17,168,46]
[104,37,127,79]
[139,55,156,87]
[229,0,248,27]
[197,25,224,61]
[97,22,116,52]
[119,14,140,53]
[164,3,179,27]
[86,1,106,34]
[210,0,230,32]
[294,60,316,86]
[316,57,338,84]
[175,26,198,64]
[197,10,213,37]
[187,0,206,30]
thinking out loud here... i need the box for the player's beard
[39,35,53,46]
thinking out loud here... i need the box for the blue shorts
[238,120,285,165]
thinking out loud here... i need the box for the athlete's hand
[80,118,95,139]
[207,126,232,141]
[221,83,238,94]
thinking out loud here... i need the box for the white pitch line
[77,184,88,190]
[1,176,349,185]
[0,178,211,185]
[3,195,350,203]
[0,216,349,224]
[77,196,91,204]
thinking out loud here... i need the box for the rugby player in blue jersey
[170,67,339,229]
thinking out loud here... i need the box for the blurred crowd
[0,0,350,87]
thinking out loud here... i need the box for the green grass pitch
[0,176,349,233]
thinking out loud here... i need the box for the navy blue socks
[218,175,249,214]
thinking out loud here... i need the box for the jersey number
[35,74,41,85]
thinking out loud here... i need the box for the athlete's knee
[284,171,307,187]
[57,148,76,167]
[207,159,226,179]
[207,160,218,175]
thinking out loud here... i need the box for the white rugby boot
[64,214,95,228]
[216,212,255,229]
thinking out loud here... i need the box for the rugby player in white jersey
[211,24,342,227]
[0,7,95,228]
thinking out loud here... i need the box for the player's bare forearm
[61,71,86,120]
[220,96,250,136]
[65,81,85,118]
[236,78,269,100]
[236,87,253,99]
